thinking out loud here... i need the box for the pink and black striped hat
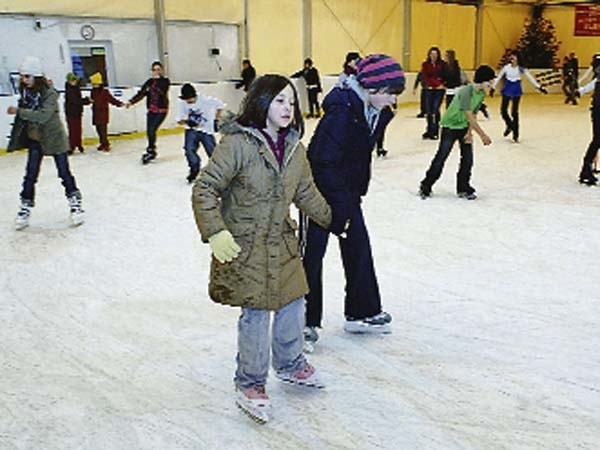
[356,54,405,93]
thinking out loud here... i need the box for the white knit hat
[19,56,44,76]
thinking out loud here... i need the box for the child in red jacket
[90,72,124,151]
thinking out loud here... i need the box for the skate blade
[275,373,325,389]
[302,341,314,353]
[343,322,392,334]
[236,400,269,424]
[15,222,29,231]
[71,215,85,227]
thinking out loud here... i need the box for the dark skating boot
[376,148,388,158]
[186,167,200,184]
[141,148,157,165]
[419,183,432,199]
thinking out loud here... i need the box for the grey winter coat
[7,85,69,155]
[192,119,331,311]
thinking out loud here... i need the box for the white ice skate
[235,386,271,424]
[15,201,32,231]
[302,326,318,353]
[344,312,392,334]
[275,363,325,389]
[68,194,85,227]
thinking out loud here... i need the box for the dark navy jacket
[307,86,394,212]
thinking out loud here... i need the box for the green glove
[208,230,241,263]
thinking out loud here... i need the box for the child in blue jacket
[302,54,405,345]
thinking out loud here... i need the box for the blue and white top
[492,64,541,98]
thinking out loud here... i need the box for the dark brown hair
[19,76,49,94]
[237,74,304,137]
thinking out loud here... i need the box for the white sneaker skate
[68,193,85,227]
[15,201,32,230]
[275,362,325,389]
[235,385,270,424]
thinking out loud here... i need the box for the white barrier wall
[1,70,565,151]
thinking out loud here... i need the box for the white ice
[1,94,599,449]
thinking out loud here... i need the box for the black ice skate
[376,148,388,158]
[141,148,157,165]
[419,184,432,199]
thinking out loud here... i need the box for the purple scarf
[257,127,289,166]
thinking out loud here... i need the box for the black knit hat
[474,65,495,83]
[180,83,197,100]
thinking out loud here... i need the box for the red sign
[575,4,600,36]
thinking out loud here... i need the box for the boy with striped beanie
[302,54,404,347]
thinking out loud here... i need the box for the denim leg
[422,128,460,188]
[431,90,445,136]
[147,112,167,149]
[183,129,201,170]
[235,307,271,389]
[198,132,216,158]
[271,298,306,373]
[303,220,330,327]
[424,90,434,134]
[339,205,382,319]
[20,143,44,203]
[53,152,79,197]
[456,132,474,193]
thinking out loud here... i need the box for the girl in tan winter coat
[192,75,345,424]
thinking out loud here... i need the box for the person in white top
[490,51,547,142]
[575,54,600,186]
[176,83,225,183]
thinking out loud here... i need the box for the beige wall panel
[544,7,600,70]
[164,0,243,23]
[480,3,530,69]
[247,0,302,75]
[410,1,475,71]
[311,0,404,75]
[0,0,153,19]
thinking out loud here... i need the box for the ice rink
[1,94,599,449]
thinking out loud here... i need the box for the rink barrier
[0,70,563,154]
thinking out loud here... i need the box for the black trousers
[500,95,521,139]
[421,127,475,194]
[307,88,321,116]
[582,109,600,175]
[303,203,382,327]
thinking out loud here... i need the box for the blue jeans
[20,141,79,204]
[424,89,445,136]
[421,127,474,194]
[146,112,166,149]
[235,297,306,389]
[184,129,216,171]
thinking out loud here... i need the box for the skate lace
[241,385,268,400]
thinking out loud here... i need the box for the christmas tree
[498,5,561,69]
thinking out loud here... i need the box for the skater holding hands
[192,75,345,423]
[419,65,496,200]
[127,61,171,164]
[89,72,124,151]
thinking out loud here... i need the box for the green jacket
[192,119,331,311]
[7,85,69,155]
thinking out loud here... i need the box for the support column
[402,0,411,70]
[475,0,484,67]
[303,0,312,58]
[154,0,169,74]
[243,0,250,58]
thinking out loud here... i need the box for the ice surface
[1,94,599,449]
